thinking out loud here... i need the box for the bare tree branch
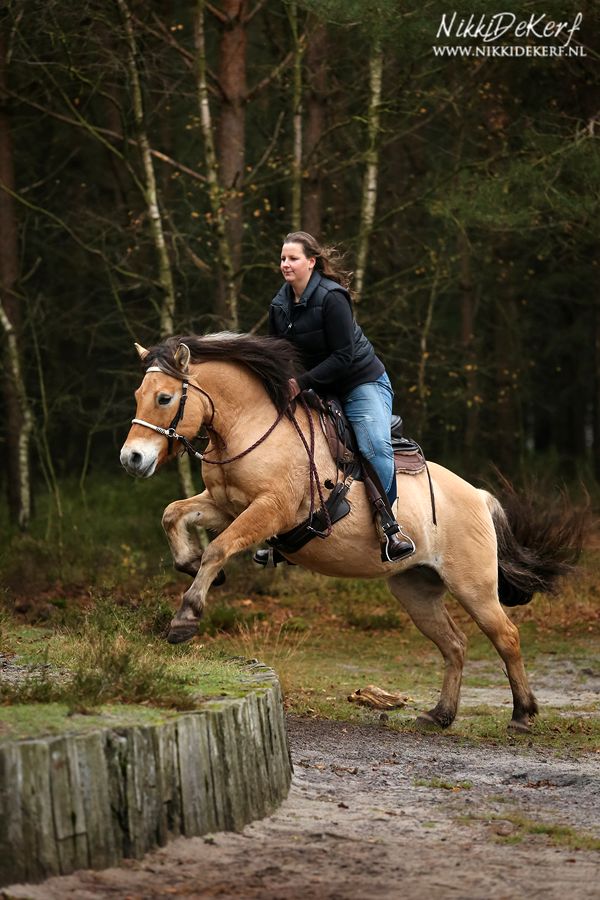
[7,89,207,184]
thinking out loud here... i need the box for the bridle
[130,364,332,535]
[132,366,216,460]
[132,365,289,466]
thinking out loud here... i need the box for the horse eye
[157,393,172,406]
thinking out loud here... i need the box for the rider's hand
[288,377,301,401]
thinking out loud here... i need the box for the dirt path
[5,716,600,900]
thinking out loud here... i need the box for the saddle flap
[303,388,426,477]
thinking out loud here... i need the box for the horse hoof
[507,718,531,734]
[167,622,199,644]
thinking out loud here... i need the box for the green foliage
[197,604,267,637]
[0,472,181,593]
[1,0,599,523]
[344,609,403,631]
[0,605,250,713]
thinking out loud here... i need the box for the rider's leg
[342,372,396,502]
[343,373,414,561]
[253,546,297,567]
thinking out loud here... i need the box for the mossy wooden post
[0,666,291,889]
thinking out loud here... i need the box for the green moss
[0,702,178,744]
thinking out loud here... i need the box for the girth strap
[268,477,355,555]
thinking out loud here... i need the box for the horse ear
[174,342,191,373]
[134,342,149,360]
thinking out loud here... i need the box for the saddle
[269,389,431,556]
[306,391,426,478]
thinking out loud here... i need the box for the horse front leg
[167,493,294,644]
[162,490,233,577]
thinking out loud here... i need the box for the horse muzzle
[120,439,160,478]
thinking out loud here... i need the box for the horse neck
[190,361,334,503]
[190,360,276,446]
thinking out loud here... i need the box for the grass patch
[344,609,403,630]
[414,777,472,791]
[0,472,182,594]
[492,813,600,852]
[0,593,266,729]
[197,604,267,637]
[0,702,180,744]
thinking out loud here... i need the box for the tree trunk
[0,29,32,530]
[354,40,383,302]
[302,20,327,237]
[117,0,176,337]
[458,230,479,463]
[195,0,238,329]
[288,2,303,230]
[416,253,440,437]
[215,0,247,325]
[493,292,520,474]
[117,0,195,498]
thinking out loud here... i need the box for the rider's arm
[296,292,355,391]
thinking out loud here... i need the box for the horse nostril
[130,450,143,467]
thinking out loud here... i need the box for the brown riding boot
[382,528,415,562]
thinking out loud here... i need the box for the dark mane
[143,332,303,413]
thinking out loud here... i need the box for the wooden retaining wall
[0,663,291,887]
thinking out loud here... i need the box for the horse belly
[286,503,394,578]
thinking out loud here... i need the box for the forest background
[1,0,599,547]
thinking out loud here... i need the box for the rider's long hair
[284,231,353,291]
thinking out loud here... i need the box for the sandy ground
[4,713,600,900]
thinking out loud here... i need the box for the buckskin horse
[120,333,584,733]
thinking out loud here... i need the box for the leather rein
[132,365,290,466]
[131,365,332,536]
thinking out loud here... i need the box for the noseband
[131,365,286,466]
[130,364,331,534]
[131,366,215,460]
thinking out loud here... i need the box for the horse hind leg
[388,567,467,729]
[450,576,538,732]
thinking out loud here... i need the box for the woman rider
[254,230,415,565]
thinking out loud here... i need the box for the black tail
[484,486,588,607]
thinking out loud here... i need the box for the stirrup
[253,547,296,568]
[381,532,416,563]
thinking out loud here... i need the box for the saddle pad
[394,447,426,475]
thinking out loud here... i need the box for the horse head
[120,341,208,477]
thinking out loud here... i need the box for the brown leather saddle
[269,390,433,556]
[308,391,426,478]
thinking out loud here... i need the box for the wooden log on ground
[0,666,291,888]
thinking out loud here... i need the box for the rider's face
[280,242,315,296]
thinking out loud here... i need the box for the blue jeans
[342,372,397,506]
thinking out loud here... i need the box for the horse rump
[483,484,588,607]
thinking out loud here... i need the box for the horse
[120,332,584,733]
